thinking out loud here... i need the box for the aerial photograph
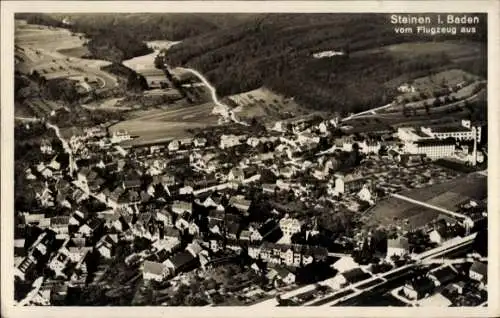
[13,12,488,307]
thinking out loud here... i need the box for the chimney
[472,126,477,166]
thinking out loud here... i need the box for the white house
[279,217,302,237]
[142,260,170,281]
[386,237,409,259]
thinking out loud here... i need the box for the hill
[16,13,257,62]
[163,13,487,114]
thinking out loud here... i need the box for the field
[364,196,443,231]
[15,20,118,91]
[225,87,308,123]
[400,173,487,211]
[110,102,221,146]
[364,171,487,230]
[57,46,91,58]
[122,51,158,72]
[145,40,181,50]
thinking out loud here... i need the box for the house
[164,227,181,240]
[168,140,180,152]
[156,208,174,227]
[123,178,141,190]
[164,251,198,274]
[152,237,181,253]
[469,261,487,285]
[397,83,416,93]
[386,236,409,259]
[228,167,245,183]
[428,266,457,287]
[96,234,118,259]
[332,256,359,273]
[228,196,252,213]
[220,134,244,149]
[171,200,192,215]
[225,222,240,240]
[142,260,170,281]
[334,173,369,194]
[418,292,452,307]
[451,281,466,295]
[428,226,448,245]
[279,217,302,237]
[50,216,70,236]
[239,230,251,242]
[279,167,294,179]
[186,241,203,257]
[403,277,435,300]
[193,137,207,148]
[40,139,53,154]
[78,218,103,238]
[404,138,456,160]
[340,268,372,285]
[110,130,131,144]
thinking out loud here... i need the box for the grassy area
[57,46,91,58]
[111,102,220,146]
[226,87,308,122]
[401,173,487,211]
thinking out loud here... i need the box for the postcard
[1,1,498,317]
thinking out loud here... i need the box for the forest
[16,13,257,63]
[163,13,487,114]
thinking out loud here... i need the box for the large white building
[398,120,481,144]
[404,138,456,159]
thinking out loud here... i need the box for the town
[12,14,488,308]
[14,103,487,306]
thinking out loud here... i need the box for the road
[389,193,467,220]
[46,122,75,175]
[175,66,249,126]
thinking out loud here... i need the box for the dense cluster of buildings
[14,108,487,306]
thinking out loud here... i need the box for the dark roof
[169,251,196,269]
[407,277,435,298]
[342,268,372,283]
[430,267,457,285]
[431,126,471,133]
[415,138,456,147]
[143,260,167,275]
[470,261,487,281]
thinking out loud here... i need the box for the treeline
[164,13,487,114]
[16,13,255,63]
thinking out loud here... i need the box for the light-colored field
[122,51,158,72]
[401,173,487,211]
[145,40,181,50]
[15,20,117,90]
[110,102,221,145]
[226,87,306,122]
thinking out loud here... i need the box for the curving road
[176,67,249,126]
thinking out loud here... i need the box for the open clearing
[15,20,118,91]
[363,171,485,230]
[225,87,308,122]
[400,173,487,212]
[122,51,158,72]
[110,102,220,146]
[145,40,181,50]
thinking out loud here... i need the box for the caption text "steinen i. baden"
[390,14,481,36]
